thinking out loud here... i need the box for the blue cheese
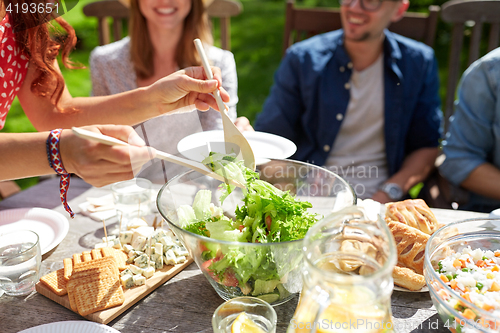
[134,253,150,268]
[173,245,189,257]
[127,250,140,260]
[164,249,177,265]
[119,231,134,244]
[154,243,163,256]
[133,274,146,286]
[123,244,134,254]
[132,227,154,243]
[120,268,133,277]
[121,274,135,289]
[151,229,167,243]
[128,264,143,275]
[94,242,108,249]
[151,253,163,269]
[160,236,175,249]
[142,266,155,278]
[175,256,187,264]
[127,250,142,264]
[102,235,117,243]
[111,238,122,250]
[131,235,147,251]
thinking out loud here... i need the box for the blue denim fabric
[254,29,442,177]
[440,47,500,212]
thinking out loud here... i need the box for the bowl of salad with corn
[156,154,356,305]
[424,218,500,333]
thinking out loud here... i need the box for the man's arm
[460,163,500,201]
[18,61,229,131]
[372,147,439,203]
[439,52,499,201]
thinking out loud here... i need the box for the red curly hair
[6,0,78,109]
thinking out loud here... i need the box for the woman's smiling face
[138,0,192,30]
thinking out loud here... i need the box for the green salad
[176,153,319,301]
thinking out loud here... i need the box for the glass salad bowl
[424,218,500,333]
[157,159,356,306]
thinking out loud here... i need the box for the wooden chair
[441,0,500,132]
[82,0,243,50]
[283,0,440,55]
[82,0,129,46]
[206,0,243,51]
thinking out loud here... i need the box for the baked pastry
[387,221,429,274]
[385,199,438,234]
[338,240,378,273]
[393,265,426,291]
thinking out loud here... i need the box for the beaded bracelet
[46,129,74,218]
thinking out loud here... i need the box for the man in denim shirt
[440,47,500,213]
[254,0,442,202]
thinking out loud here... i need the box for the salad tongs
[194,39,256,171]
[72,127,245,188]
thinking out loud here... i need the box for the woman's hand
[149,66,231,115]
[59,125,155,187]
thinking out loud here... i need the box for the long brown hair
[6,0,77,109]
[129,0,213,80]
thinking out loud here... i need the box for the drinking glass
[213,296,277,333]
[288,206,397,333]
[0,230,41,296]
[111,178,152,229]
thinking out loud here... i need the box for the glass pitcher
[288,205,397,333]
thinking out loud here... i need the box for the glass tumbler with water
[111,178,152,229]
[288,206,397,333]
[213,296,277,333]
[0,230,41,296]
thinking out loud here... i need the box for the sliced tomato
[265,215,272,231]
[221,269,239,287]
[199,242,209,253]
[201,259,220,282]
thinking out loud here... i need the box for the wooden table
[0,177,490,333]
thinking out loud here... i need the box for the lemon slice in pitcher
[232,312,266,333]
[315,287,391,333]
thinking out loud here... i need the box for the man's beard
[345,31,372,42]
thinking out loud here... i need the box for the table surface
[0,177,490,333]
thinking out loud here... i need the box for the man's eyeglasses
[338,0,400,12]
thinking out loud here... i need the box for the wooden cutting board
[36,258,193,324]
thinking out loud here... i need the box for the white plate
[394,285,428,293]
[0,208,69,255]
[177,130,297,164]
[489,208,500,218]
[18,321,120,333]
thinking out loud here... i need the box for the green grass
[0,0,472,191]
